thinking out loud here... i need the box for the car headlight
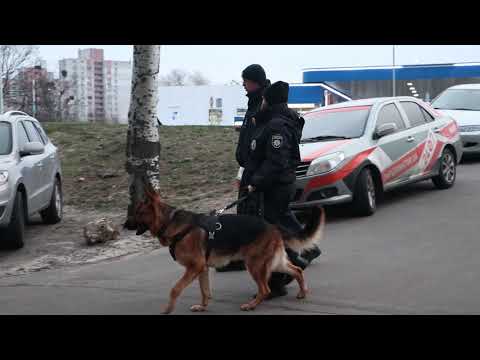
[306,152,345,176]
[0,171,8,185]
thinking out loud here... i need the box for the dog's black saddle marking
[167,214,220,262]
[165,212,267,262]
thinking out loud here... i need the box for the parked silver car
[290,97,463,216]
[0,111,63,248]
[430,84,480,155]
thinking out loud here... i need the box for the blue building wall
[303,64,480,82]
[288,85,325,105]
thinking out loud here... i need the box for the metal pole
[392,45,396,97]
[32,79,36,117]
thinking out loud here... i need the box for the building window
[216,98,223,108]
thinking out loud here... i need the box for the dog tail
[284,207,325,253]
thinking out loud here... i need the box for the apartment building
[59,48,132,123]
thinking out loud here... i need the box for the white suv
[0,111,63,249]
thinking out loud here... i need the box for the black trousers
[238,182,303,289]
[263,184,303,289]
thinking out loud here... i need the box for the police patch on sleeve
[250,139,256,151]
[271,134,283,149]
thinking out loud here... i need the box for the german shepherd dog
[135,187,325,314]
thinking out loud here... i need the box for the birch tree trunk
[124,45,161,229]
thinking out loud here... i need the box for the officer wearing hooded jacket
[216,64,271,272]
[245,81,321,298]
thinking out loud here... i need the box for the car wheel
[40,178,63,224]
[432,148,456,189]
[352,168,377,216]
[5,192,25,249]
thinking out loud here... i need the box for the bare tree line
[159,68,210,86]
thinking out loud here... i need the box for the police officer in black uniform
[245,81,321,298]
[216,64,271,272]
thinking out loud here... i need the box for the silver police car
[0,111,63,248]
[290,97,462,216]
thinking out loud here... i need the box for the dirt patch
[0,192,237,278]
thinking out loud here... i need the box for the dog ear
[143,180,160,202]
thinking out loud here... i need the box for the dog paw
[296,291,307,300]
[240,303,256,311]
[162,305,174,314]
[190,304,207,312]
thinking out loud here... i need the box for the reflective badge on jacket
[272,134,283,149]
[251,139,256,151]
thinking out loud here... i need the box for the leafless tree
[0,45,39,92]
[159,68,187,86]
[188,70,210,85]
[159,69,210,86]
[124,45,161,229]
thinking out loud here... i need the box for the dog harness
[157,209,220,262]
[158,208,267,262]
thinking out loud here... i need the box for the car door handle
[406,136,415,142]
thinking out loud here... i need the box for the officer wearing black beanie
[216,64,270,272]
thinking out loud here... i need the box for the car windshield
[431,89,480,111]
[0,122,12,155]
[301,106,372,142]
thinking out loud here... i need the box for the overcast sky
[39,45,480,84]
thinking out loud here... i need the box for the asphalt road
[2,158,480,315]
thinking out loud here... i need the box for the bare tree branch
[0,45,39,92]
[188,70,210,85]
[159,69,210,86]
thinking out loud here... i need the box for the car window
[400,102,427,127]
[431,89,480,111]
[32,122,49,145]
[23,121,43,143]
[376,103,406,132]
[17,122,31,149]
[0,122,12,155]
[420,107,435,123]
[301,106,371,140]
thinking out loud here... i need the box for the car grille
[459,125,480,132]
[296,161,311,178]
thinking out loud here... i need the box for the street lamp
[0,78,3,114]
[392,45,396,97]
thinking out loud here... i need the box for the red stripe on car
[439,121,458,139]
[381,142,426,183]
[424,141,445,173]
[308,106,372,115]
[304,147,376,193]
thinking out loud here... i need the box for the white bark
[125,45,161,227]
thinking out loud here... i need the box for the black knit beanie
[264,81,289,105]
[241,64,267,86]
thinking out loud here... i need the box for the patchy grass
[43,122,239,213]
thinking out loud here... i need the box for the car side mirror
[375,123,397,139]
[20,141,45,157]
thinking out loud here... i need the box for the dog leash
[210,192,251,216]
